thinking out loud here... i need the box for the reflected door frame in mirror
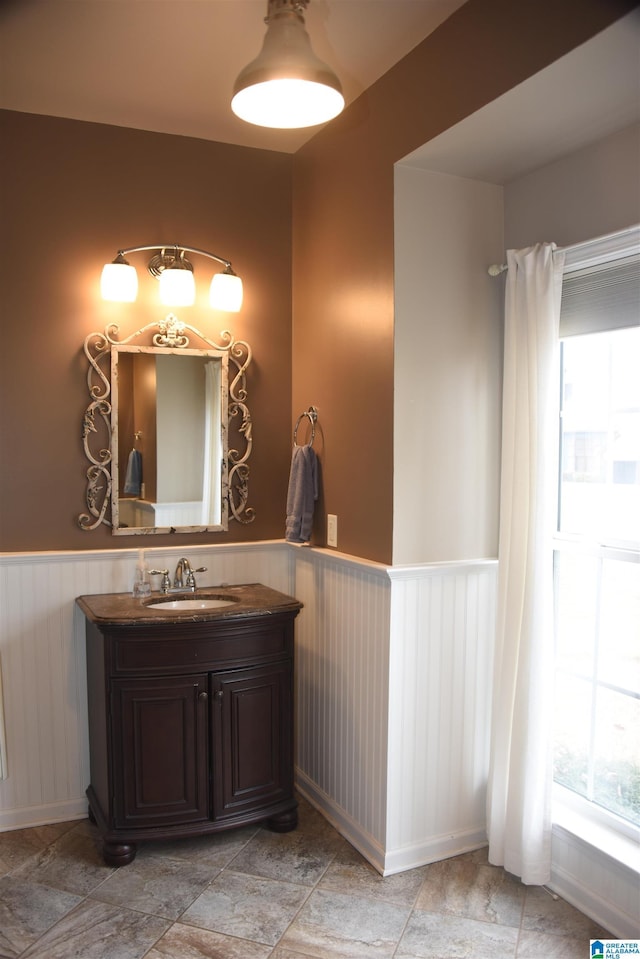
[79,313,254,533]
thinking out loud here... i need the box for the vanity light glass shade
[158,263,196,306]
[101,259,138,302]
[210,269,243,312]
[231,3,344,129]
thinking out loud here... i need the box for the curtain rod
[488,245,565,276]
[487,224,639,277]
[487,249,565,276]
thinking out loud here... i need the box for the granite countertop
[76,582,303,627]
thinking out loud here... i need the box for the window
[552,229,640,838]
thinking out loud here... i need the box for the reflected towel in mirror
[285,444,318,543]
[123,448,142,496]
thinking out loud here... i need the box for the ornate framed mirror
[79,314,254,534]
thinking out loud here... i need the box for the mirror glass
[111,346,227,533]
[79,320,254,534]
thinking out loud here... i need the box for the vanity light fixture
[231,0,344,129]
[101,244,243,312]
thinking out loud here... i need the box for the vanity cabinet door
[212,662,292,821]
[111,674,209,829]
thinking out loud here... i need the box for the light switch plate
[327,514,338,548]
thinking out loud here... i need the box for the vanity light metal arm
[115,244,234,272]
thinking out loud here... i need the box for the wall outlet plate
[327,514,338,548]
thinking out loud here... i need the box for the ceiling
[0,0,467,153]
[402,8,640,184]
[1,1,637,172]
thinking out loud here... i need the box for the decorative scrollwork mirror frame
[79,314,254,533]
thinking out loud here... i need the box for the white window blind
[560,225,640,338]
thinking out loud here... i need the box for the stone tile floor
[0,796,610,958]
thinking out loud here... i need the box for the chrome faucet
[148,559,207,594]
[174,557,191,589]
[174,557,207,591]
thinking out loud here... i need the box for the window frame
[552,225,640,850]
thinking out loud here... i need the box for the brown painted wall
[1,0,635,558]
[292,0,637,564]
[0,110,293,552]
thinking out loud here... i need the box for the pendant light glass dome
[232,0,344,129]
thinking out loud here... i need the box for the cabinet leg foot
[102,841,137,866]
[87,806,97,825]
[267,807,298,833]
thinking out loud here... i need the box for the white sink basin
[146,598,236,611]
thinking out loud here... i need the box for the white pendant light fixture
[232,0,344,129]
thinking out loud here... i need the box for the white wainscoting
[0,542,292,830]
[292,548,392,869]
[385,561,498,874]
[0,653,7,781]
[151,501,204,527]
[292,551,498,876]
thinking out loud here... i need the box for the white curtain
[487,242,565,884]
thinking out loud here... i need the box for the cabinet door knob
[198,691,208,702]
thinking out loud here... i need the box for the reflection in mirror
[79,316,254,534]
[112,348,226,532]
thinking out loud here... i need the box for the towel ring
[293,406,318,447]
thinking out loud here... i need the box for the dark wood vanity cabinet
[78,586,301,866]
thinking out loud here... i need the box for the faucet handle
[149,569,170,592]
[186,566,207,590]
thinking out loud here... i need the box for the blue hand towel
[123,448,142,496]
[285,445,318,543]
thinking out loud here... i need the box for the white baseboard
[0,798,89,832]
[382,828,488,877]
[549,863,638,939]
[296,768,487,877]
[295,769,387,874]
